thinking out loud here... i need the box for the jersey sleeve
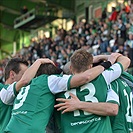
[0,82,16,105]
[131,93,133,131]
[106,82,120,105]
[0,83,4,91]
[48,75,72,94]
[120,72,133,90]
[102,62,123,85]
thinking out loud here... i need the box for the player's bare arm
[70,53,130,88]
[55,54,130,115]
[0,58,55,105]
[16,58,55,92]
[55,93,118,116]
[93,54,110,63]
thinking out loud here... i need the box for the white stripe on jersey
[106,83,119,105]
[48,75,71,94]
[1,82,16,105]
[102,63,122,85]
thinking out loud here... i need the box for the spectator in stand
[125,3,130,14]
[118,18,127,42]
[109,34,118,51]
[98,38,108,54]
[21,5,28,14]
[101,8,107,20]
[126,33,133,48]
[96,19,103,34]
[126,33,133,68]
[116,45,124,55]
[2,2,133,76]
[120,8,128,24]
[101,23,110,42]
[106,46,112,55]
[109,7,118,22]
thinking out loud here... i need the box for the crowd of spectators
[0,4,133,83]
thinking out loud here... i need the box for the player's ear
[70,65,74,74]
[9,70,16,80]
[88,64,93,69]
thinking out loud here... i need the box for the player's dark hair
[4,58,29,80]
[36,63,62,77]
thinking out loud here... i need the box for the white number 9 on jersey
[14,85,30,110]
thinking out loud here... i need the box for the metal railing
[14,9,35,25]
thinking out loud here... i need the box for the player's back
[56,74,112,133]
[110,78,132,133]
[0,83,14,133]
[5,75,55,133]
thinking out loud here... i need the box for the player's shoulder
[121,71,133,82]
[33,74,49,81]
[0,83,9,91]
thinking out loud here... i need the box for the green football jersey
[132,95,133,131]
[5,74,71,133]
[0,83,13,133]
[56,75,112,133]
[120,72,133,131]
[120,72,133,90]
[55,63,123,133]
[5,75,55,133]
[108,77,132,133]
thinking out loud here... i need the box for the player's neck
[5,79,13,85]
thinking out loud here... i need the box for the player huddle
[0,49,133,133]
